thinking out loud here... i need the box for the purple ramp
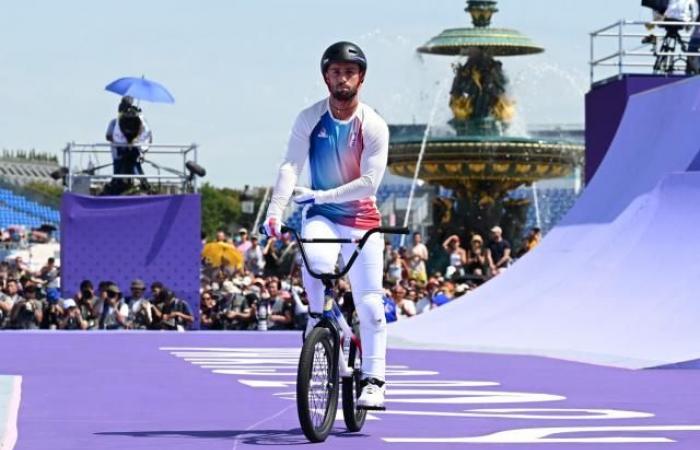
[3,332,700,449]
[60,193,201,324]
[390,77,700,369]
[584,74,686,183]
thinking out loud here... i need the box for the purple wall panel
[60,193,201,326]
[584,74,686,183]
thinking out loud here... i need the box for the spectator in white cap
[488,225,511,275]
[59,298,88,330]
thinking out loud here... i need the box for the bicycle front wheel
[342,338,367,432]
[297,326,339,442]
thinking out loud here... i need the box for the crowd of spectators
[0,224,542,331]
[199,224,542,329]
[0,256,192,330]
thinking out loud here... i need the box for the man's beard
[331,85,358,101]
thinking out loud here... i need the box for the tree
[200,183,242,238]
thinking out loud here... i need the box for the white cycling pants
[301,214,386,381]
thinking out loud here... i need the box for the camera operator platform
[590,19,700,83]
[56,140,205,196]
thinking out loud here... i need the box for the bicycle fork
[320,288,355,379]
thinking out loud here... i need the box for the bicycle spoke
[309,340,330,429]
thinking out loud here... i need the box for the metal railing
[590,19,700,84]
[61,142,200,195]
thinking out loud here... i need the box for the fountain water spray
[400,79,448,247]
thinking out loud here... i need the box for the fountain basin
[389,133,583,191]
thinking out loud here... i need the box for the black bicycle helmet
[320,41,367,74]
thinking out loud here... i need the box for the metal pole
[193,144,199,192]
[252,187,271,237]
[590,31,595,84]
[182,145,188,193]
[618,20,624,78]
[67,142,73,192]
[400,79,447,247]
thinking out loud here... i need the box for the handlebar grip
[377,226,410,235]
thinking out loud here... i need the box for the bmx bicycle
[261,224,408,442]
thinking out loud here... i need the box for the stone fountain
[388,0,584,261]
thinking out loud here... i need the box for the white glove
[293,187,323,205]
[263,216,283,238]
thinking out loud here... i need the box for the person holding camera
[155,289,193,331]
[644,0,699,39]
[9,284,43,329]
[99,284,129,330]
[59,298,88,330]
[105,96,152,195]
[43,287,64,330]
[218,280,255,330]
[125,279,153,330]
[75,280,99,329]
[664,0,699,24]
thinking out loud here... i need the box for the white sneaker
[357,378,386,410]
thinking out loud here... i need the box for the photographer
[156,289,193,331]
[59,298,88,330]
[43,287,63,330]
[99,284,129,330]
[125,279,153,330]
[644,0,699,38]
[9,284,43,329]
[76,280,99,329]
[148,281,166,329]
[105,96,152,195]
[219,280,254,330]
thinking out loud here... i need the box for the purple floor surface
[1,331,700,449]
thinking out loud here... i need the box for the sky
[0,0,650,188]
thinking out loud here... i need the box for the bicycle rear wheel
[297,327,339,442]
[342,338,368,432]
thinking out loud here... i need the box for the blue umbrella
[105,76,175,103]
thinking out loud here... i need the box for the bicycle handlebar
[258,224,409,280]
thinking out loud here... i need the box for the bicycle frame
[260,224,410,379]
[283,225,409,378]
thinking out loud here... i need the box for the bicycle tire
[296,327,339,442]
[342,339,368,432]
